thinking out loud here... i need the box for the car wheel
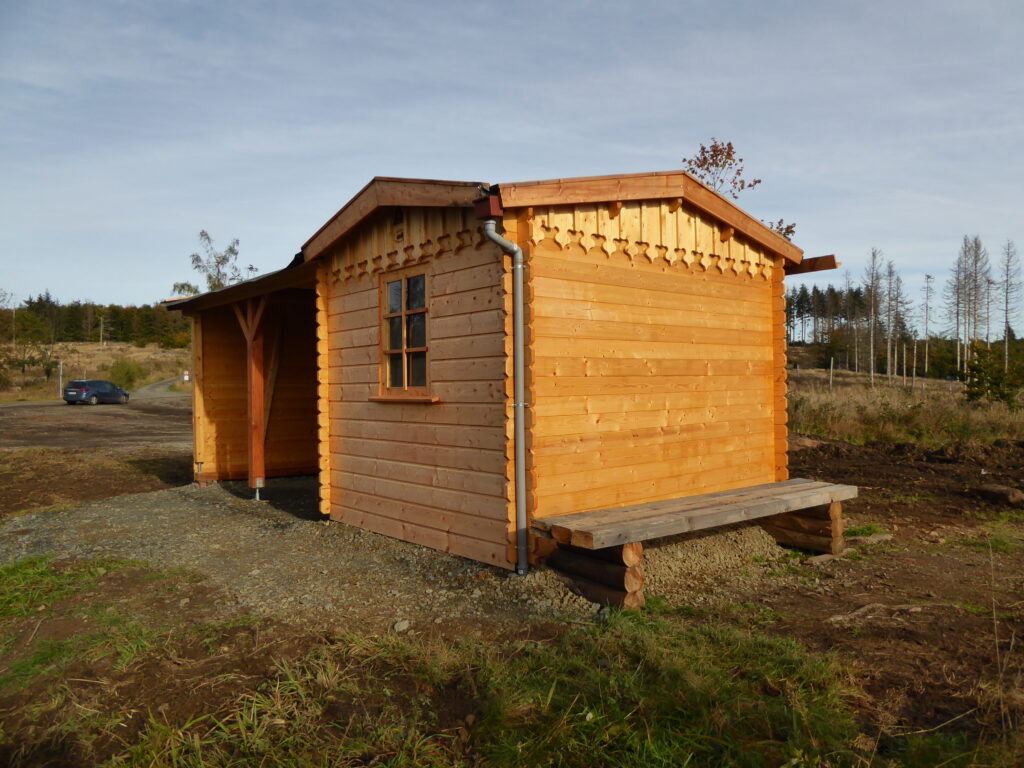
[65,401,75,405]
[119,394,128,404]
[88,395,99,406]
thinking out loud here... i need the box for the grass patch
[788,377,1024,447]
[846,523,889,537]
[0,639,77,691]
[958,524,1023,553]
[99,612,865,767]
[3,557,1020,766]
[0,556,134,617]
[0,558,173,693]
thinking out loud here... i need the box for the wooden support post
[232,297,268,491]
[761,501,844,555]
[545,542,645,610]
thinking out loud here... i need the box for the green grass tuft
[846,523,889,537]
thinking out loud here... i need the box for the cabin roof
[301,171,802,266]
[302,177,485,262]
[163,258,317,314]
[170,170,806,313]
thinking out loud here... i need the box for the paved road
[0,377,189,409]
[133,377,191,400]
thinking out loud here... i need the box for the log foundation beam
[546,542,645,610]
[760,500,844,555]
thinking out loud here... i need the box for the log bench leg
[545,542,645,610]
[760,500,845,555]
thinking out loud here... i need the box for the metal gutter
[480,209,529,576]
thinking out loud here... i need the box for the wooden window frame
[371,266,439,403]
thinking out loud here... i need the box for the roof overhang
[163,259,318,315]
[783,254,839,275]
[302,177,484,263]
[495,171,803,264]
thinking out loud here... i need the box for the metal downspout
[482,219,529,576]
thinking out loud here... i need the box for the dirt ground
[1,394,1023,758]
[0,391,193,515]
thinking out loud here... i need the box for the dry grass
[788,369,1024,447]
[0,343,189,402]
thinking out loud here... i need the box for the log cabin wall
[323,207,515,568]
[193,304,248,480]
[521,199,779,520]
[260,293,319,477]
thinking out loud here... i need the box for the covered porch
[167,260,320,494]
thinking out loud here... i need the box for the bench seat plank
[533,478,858,550]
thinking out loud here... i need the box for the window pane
[408,351,427,387]
[387,280,402,314]
[406,274,425,310]
[388,354,404,387]
[388,316,403,350]
[407,313,426,348]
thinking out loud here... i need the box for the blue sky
[2,0,1022,325]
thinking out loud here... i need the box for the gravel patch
[1,478,792,630]
[643,524,787,601]
[0,481,595,631]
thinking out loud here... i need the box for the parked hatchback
[63,380,130,405]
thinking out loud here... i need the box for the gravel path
[1,475,790,633]
[1,480,595,632]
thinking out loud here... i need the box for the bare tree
[999,239,1021,371]
[173,230,255,296]
[922,274,934,376]
[863,248,883,384]
[944,236,990,372]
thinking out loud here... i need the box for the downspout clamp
[477,192,529,576]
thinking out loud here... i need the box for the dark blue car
[63,380,130,406]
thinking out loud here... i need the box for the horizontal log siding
[526,200,777,520]
[262,297,319,476]
[194,305,249,479]
[326,209,512,568]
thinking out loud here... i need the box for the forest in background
[786,237,1022,395]
[0,291,189,392]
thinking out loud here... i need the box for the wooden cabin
[169,172,855,607]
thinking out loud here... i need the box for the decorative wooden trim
[498,171,803,263]
[303,178,482,262]
[527,201,775,281]
[315,263,332,516]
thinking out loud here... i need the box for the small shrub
[107,357,148,389]
[964,345,1023,409]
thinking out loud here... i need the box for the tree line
[0,290,190,349]
[787,236,1022,387]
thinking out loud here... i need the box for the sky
[1,0,1022,325]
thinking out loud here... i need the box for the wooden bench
[532,478,858,609]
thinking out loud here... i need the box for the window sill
[368,395,441,404]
